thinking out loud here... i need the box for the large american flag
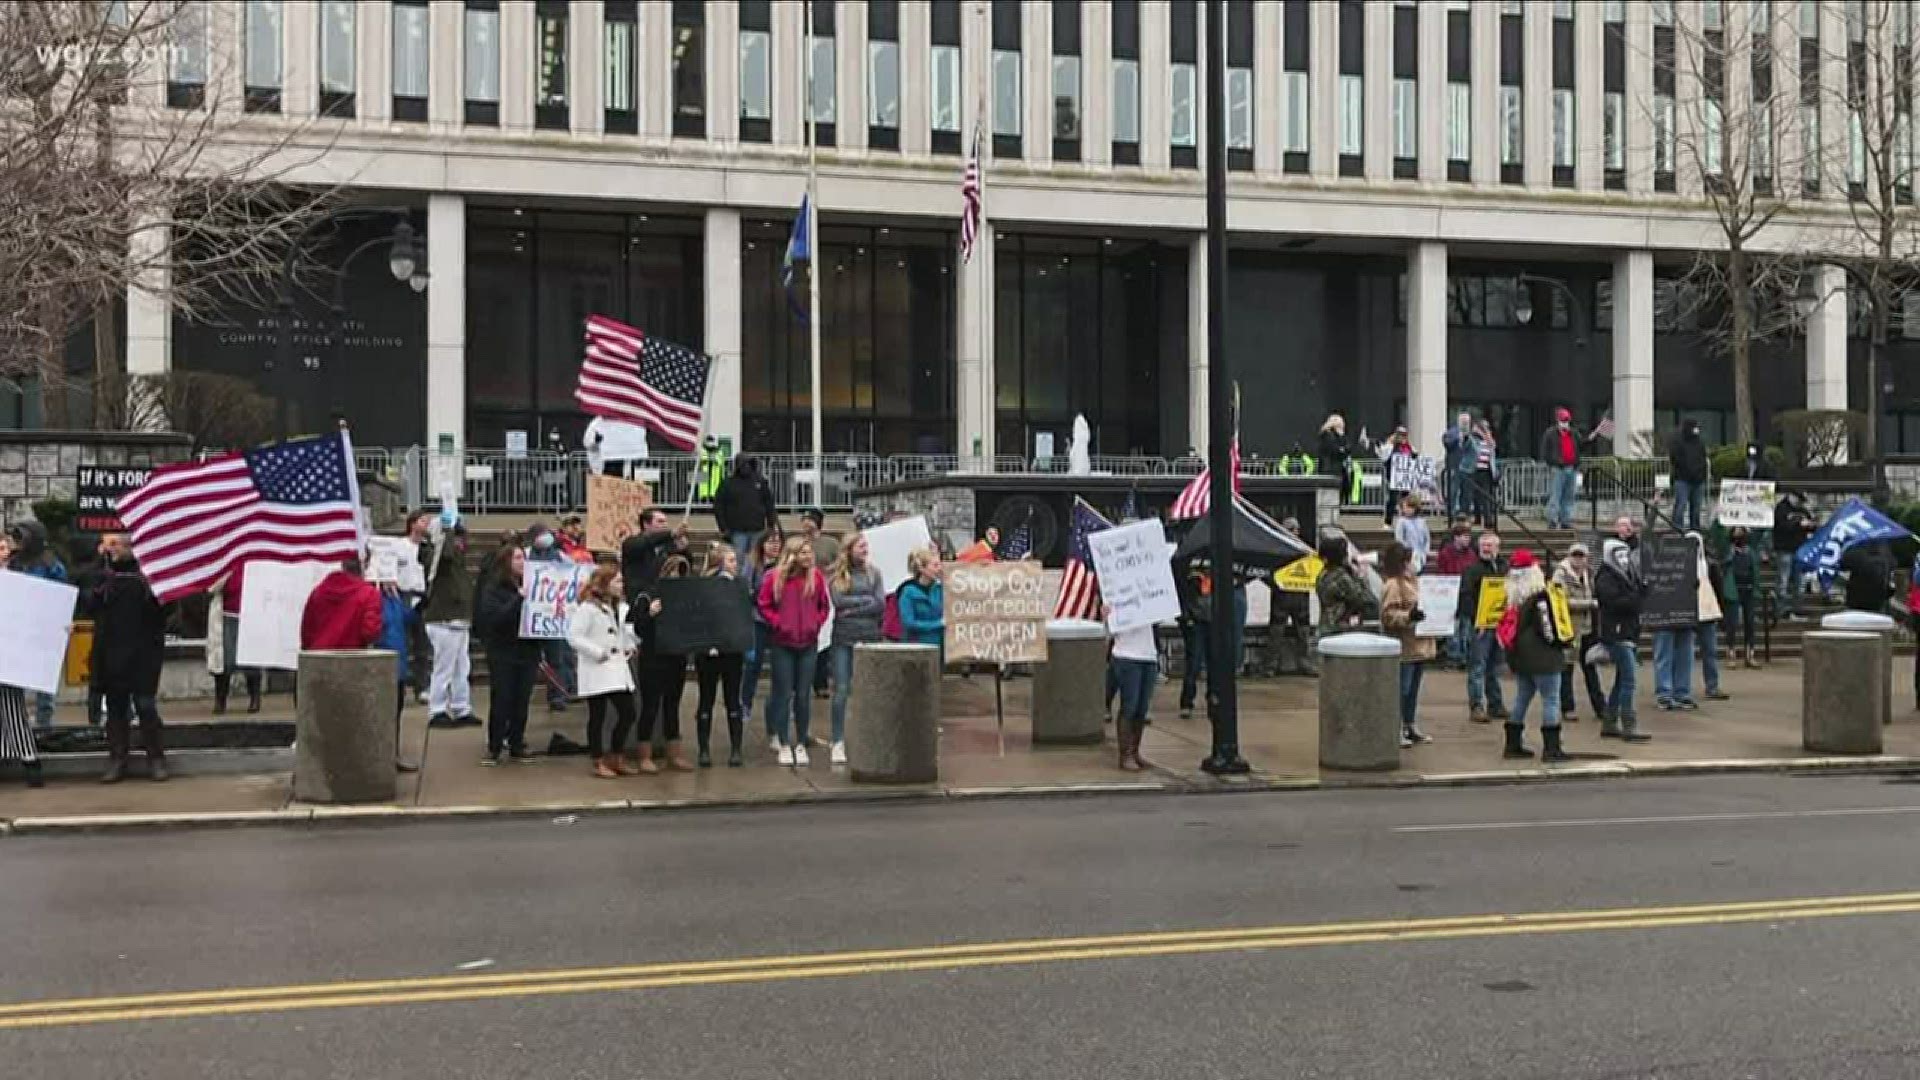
[1169,439,1242,521]
[960,128,982,263]
[995,518,1032,561]
[574,314,712,451]
[117,431,365,605]
[1052,498,1113,620]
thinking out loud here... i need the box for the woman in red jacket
[756,536,831,766]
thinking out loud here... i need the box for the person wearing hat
[694,434,726,502]
[1538,407,1592,530]
[1552,542,1604,723]
[1380,426,1416,525]
[1501,548,1571,762]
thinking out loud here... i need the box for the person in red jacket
[301,557,385,651]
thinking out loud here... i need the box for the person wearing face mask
[420,523,477,729]
[1594,539,1651,742]
[1668,419,1710,532]
[475,546,539,765]
[524,523,575,711]
[1723,527,1761,668]
[1538,408,1595,530]
[89,549,170,783]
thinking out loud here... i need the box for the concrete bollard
[1316,632,1402,771]
[293,650,398,804]
[1820,611,1897,727]
[1802,631,1885,754]
[847,642,940,783]
[1031,619,1109,745]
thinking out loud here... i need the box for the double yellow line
[7,890,1920,1030]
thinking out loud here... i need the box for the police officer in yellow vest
[695,435,726,501]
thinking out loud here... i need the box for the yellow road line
[4,892,1919,1030]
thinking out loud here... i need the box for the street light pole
[1200,0,1247,777]
[272,205,416,439]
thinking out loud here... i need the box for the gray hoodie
[829,565,886,647]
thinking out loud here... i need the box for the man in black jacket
[714,457,776,566]
[1669,419,1710,531]
[1594,538,1651,741]
[620,507,689,614]
[1772,493,1813,619]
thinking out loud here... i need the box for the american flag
[574,314,712,451]
[960,128,982,263]
[995,518,1033,560]
[1052,498,1113,620]
[1168,439,1242,521]
[117,431,364,605]
[1593,414,1617,441]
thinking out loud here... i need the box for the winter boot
[212,674,230,716]
[1599,710,1624,739]
[1541,727,1570,763]
[24,762,44,788]
[245,675,262,715]
[1502,723,1533,760]
[1620,713,1652,743]
[1744,647,1760,669]
[665,740,695,772]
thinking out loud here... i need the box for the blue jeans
[1448,612,1473,666]
[1776,559,1802,614]
[542,638,574,706]
[767,645,817,747]
[1653,627,1696,702]
[828,642,857,744]
[1111,657,1157,729]
[1468,630,1506,713]
[1673,479,1705,531]
[1697,621,1721,694]
[1399,662,1425,731]
[1449,469,1474,519]
[729,531,758,566]
[1604,640,1639,720]
[745,622,770,730]
[1547,465,1578,528]
[1511,670,1563,732]
[33,692,54,730]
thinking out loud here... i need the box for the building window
[605,1,638,134]
[244,0,282,113]
[868,0,900,149]
[1604,0,1627,18]
[534,0,568,130]
[1654,93,1676,177]
[1753,98,1774,178]
[465,1,501,126]
[319,0,355,117]
[1604,92,1624,168]
[739,0,771,141]
[392,0,428,121]
[1802,103,1821,190]
[1170,63,1197,150]
[1553,91,1576,173]
[1052,0,1082,160]
[808,1,836,144]
[1170,0,1197,166]
[992,1,1022,156]
[931,0,962,153]
[1339,75,1363,157]
[168,0,208,107]
[1226,0,1253,169]
[1850,109,1866,185]
[1703,0,1723,29]
[1226,68,1252,152]
[671,0,705,138]
[1653,0,1675,27]
[1500,86,1522,166]
[1284,71,1310,155]
[1704,98,1724,176]
[1392,78,1416,161]
[1447,82,1470,163]
[1113,60,1141,156]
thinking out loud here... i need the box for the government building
[94,0,1920,463]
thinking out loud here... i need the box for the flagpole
[804,0,824,509]
[973,0,991,472]
[679,356,719,527]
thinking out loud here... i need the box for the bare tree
[0,1,340,426]
[94,369,275,452]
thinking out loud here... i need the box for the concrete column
[704,208,744,446]
[708,0,739,142]
[957,229,996,462]
[1624,0,1652,192]
[126,217,171,377]
[1362,0,1391,179]
[1084,0,1114,164]
[1024,0,1050,165]
[838,0,868,151]
[1416,0,1446,182]
[1187,236,1208,454]
[1406,242,1447,459]
[571,0,604,137]
[1773,0,1802,190]
[1470,0,1498,184]
[213,0,244,114]
[640,0,672,137]
[1574,0,1604,190]
[1251,0,1279,173]
[773,0,802,145]
[1611,250,1655,452]
[1308,0,1336,177]
[1141,0,1171,169]
[1672,0,1702,196]
[426,194,467,456]
[1807,263,1850,410]
[899,0,930,154]
[429,0,463,130]
[359,0,393,124]
[1818,0,1848,202]
[282,0,317,118]
[1522,0,1550,186]
[500,0,535,133]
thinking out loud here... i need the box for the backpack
[881,585,904,642]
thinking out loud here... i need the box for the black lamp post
[271,206,422,438]
[1514,272,1589,349]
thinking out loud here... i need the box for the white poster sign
[365,536,420,589]
[864,515,935,593]
[520,562,592,640]
[1088,518,1181,633]
[236,562,333,671]
[590,418,652,463]
[1388,454,1442,504]
[0,570,78,695]
[1416,574,1461,638]
[1245,580,1271,628]
[1716,479,1776,528]
[505,430,529,458]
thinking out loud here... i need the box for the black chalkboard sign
[1639,534,1700,631]
[653,577,755,656]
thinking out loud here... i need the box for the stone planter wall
[0,431,194,527]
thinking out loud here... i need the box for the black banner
[652,577,755,656]
[74,466,152,534]
[1639,534,1700,631]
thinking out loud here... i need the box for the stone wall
[0,431,194,527]
[856,485,977,555]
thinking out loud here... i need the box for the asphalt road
[7,773,1920,1078]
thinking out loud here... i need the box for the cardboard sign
[653,577,756,656]
[1639,534,1701,631]
[944,561,1050,665]
[1416,575,1459,638]
[1715,479,1776,528]
[1474,577,1507,630]
[1547,584,1576,642]
[365,536,421,589]
[65,620,94,687]
[1088,518,1181,633]
[865,515,936,592]
[76,466,152,534]
[1273,554,1325,594]
[0,570,78,695]
[235,561,332,670]
[586,474,654,553]
[519,562,591,639]
[1387,454,1440,503]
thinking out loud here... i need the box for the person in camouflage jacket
[1315,533,1378,634]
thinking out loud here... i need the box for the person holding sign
[0,537,41,786]
[757,537,831,766]
[637,557,696,773]
[86,547,170,784]
[897,548,947,653]
[1459,533,1510,724]
[1379,428,1415,525]
[693,544,753,769]
[475,547,539,765]
[825,534,885,767]
[1593,539,1651,742]
[1551,544,1604,724]
[1108,605,1159,772]
[1378,542,1434,749]
[567,567,641,779]
[1500,551,1571,763]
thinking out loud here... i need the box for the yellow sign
[1273,555,1325,594]
[64,620,93,687]
[1547,584,1576,643]
[1474,579,1507,630]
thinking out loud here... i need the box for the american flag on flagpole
[575,314,712,451]
[1053,498,1113,620]
[995,518,1033,560]
[117,431,365,605]
[960,128,983,263]
[1168,439,1242,521]
[1593,414,1617,441]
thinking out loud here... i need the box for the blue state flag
[1793,498,1912,585]
[781,195,811,323]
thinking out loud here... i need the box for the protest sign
[1474,578,1507,630]
[1794,497,1913,586]
[586,474,654,553]
[1416,575,1460,638]
[1388,455,1441,504]
[653,577,756,656]
[944,561,1050,665]
[1273,554,1324,594]
[520,562,591,639]
[0,571,78,694]
[364,536,420,588]
[865,515,935,592]
[76,466,152,534]
[1245,580,1271,628]
[1639,534,1700,631]
[1547,584,1576,642]
[236,562,332,670]
[1715,479,1776,528]
[1088,518,1180,633]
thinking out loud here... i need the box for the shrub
[1708,443,1788,479]
[1774,409,1867,468]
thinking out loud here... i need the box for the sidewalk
[4,657,1918,830]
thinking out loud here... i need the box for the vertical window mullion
[671,0,705,138]
[1053,0,1083,161]
[534,0,569,130]
[605,0,638,135]
[931,0,962,154]
[868,0,900,149]
[1226,0,1254,170]
[1113,0,1141,164]
[465,0,501,127]
[244,0,283,113]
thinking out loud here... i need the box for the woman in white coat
[569,565,640,779]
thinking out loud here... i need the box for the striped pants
[0,686,37,764]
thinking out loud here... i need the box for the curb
[6,756,1918,835]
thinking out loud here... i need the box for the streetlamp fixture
[1513,272,1589,349]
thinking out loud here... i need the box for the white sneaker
[793,745,811,766]
[770,736,784,755]
[830,741,847,765]
[776,744,795,766]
